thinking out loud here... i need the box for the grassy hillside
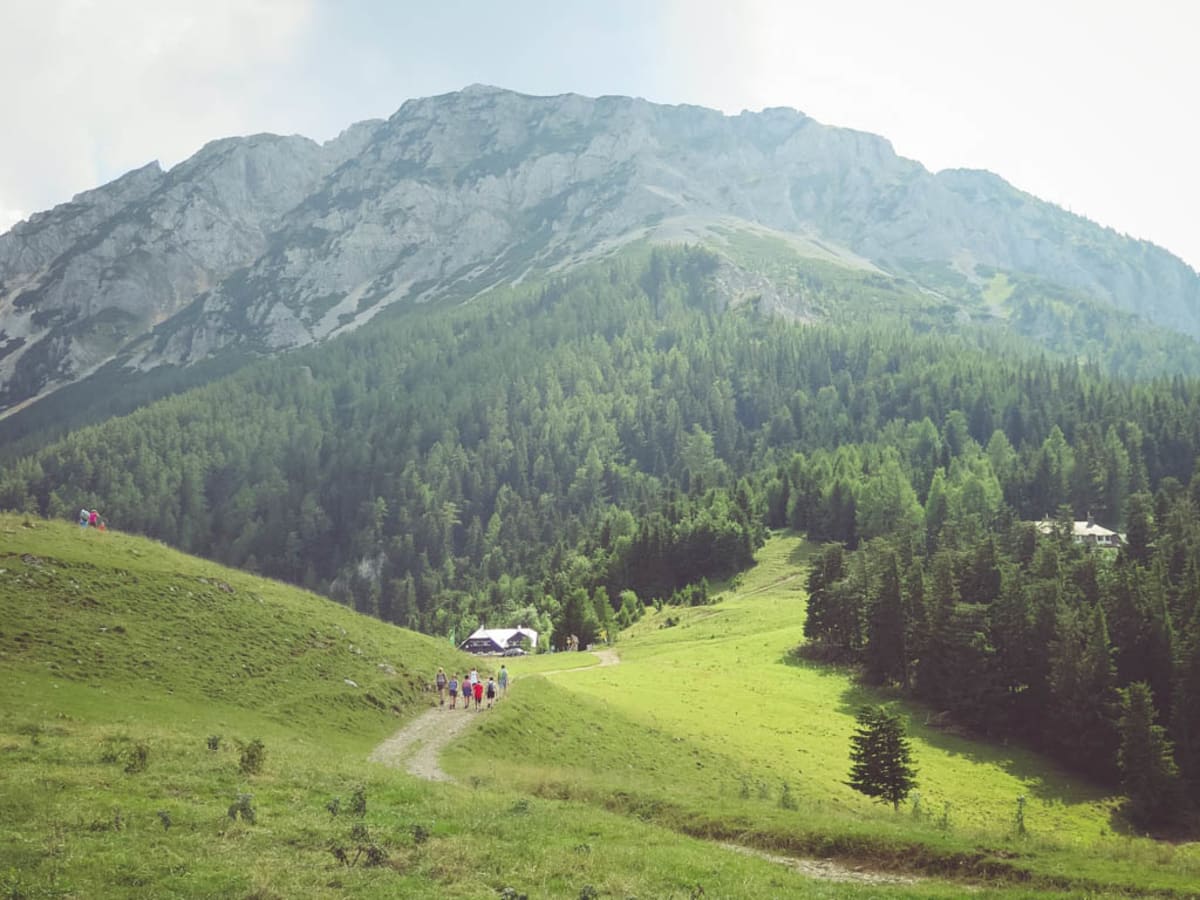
[0,515,980,898]
[453,532,1200,896]
[4,516,1198,897]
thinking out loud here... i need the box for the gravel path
[368,705,483,781]
[368,649,925,888]
[369,650,622,779]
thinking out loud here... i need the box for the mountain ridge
[2,85,1198,415]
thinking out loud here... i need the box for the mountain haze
[2,85,1198,414]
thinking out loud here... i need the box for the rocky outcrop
[2,85,1198,413]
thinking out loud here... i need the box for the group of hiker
[78,508,106,531]
[435,664,509,710]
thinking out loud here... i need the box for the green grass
[0,515,1004,897]
[3,515,1197,897]
[503,650,601,676]
[448,532,1200,896]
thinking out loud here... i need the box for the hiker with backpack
[435,667,448,707]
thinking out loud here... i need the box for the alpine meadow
[3,85,1200,897]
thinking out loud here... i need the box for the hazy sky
[1,0,1196,269]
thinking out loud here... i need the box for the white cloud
[0,0,317,215]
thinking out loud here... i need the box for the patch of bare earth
[720,843,923,887]
[593,648,619,667]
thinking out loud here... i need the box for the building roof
[459,626,538,650]
[1033,517,1123,542]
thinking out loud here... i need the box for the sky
[1,0,1197,270]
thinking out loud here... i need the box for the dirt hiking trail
[367,702,483,781]
[368,648,925,888]
[369,649,619,780]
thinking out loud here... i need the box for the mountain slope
[2,85,1199,416]
[0,513,457,729]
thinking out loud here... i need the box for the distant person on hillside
[435,667,447,707]
[88,510,99,528]
[97,517,107,532]
[469,667,479,689]
[498,664,509,697]
[486,676,496,708]
[79,508,89,528]
[472,679,483,710]
[448,673,460,709]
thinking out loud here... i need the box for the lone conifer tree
[847,705,917,811]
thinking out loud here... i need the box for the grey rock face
[2,86,1198,412]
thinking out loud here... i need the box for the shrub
[124,742,149,774]
[227,794,256,825]
[238,739,266,775]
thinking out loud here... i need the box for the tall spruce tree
[864,550,906,685]
[1117,681,1180,829]
[1048,604,1120,780]
[915,550,958,705]
[804,543,845,645]
[1173,606,1200,804]
[847,705,918,811]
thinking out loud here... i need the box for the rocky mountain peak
[2,85,1199,416]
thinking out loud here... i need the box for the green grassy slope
[2,514,993,898]
[0,514,462,742]
[455,533,1200,896]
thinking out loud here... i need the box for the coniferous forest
[4,245,1200,825]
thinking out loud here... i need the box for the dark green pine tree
[864,550,906,685]
[1172,606,1200,804]
[902,560,927,690]
[846,706,918,811]
[1048,604,1120,781]
[1117,681,1180,829]
[804,543,845,644]
[963,536,1001,604]
[987,565,1034,733]
[915,550,958,706]
[1121,491,1154,566]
